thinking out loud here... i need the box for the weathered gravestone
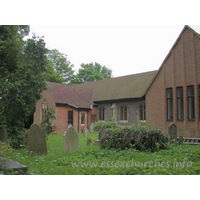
[83,127,89,136]
[0,131,8,144]
[98,124,106,140]
[95,140,99,145]
[178,136,184,145]
[26,124,47,155]
[63,127,79,153]
[168,123,177,143]
[0,157,27,175]
[87,138,92,146]
[90,122,95,131]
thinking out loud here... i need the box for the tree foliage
[0,25,47,148]
[45,49,74,83]
[70,62,112,84]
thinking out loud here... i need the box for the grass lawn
[1,131,200,175]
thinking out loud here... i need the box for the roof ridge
[78,69,158,86]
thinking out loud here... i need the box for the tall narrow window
[68,111,73,126]
[120,105,124,120]
[124,105,127,120]
[188,86,195,120]
[102,107,105,121]
[138,103,146,121]
[99,107,102,120]
[167,88,173,121]
[120,104,128,121]
[98,106,105,121]
[177,87,184,121]
[42,100,48,121]
[139,104,143,120]
[81,113,85,125]
[199,85,200,120]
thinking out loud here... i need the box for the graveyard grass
[1,132,200,175]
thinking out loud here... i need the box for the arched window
[120,104,128,121]
[81,112,85,125]
[98,106,105,121]
[42,99,48,121]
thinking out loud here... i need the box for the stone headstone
[0,157,27,174]
[98,124,106,140]
[90,122,95,131]
[83,128,89,136]
[0,131,8,144]
[95,140,99,145]
[68,124,73,129]
[63,127,79,153]
[178,136,184,145]
[87,138,92,146]
[26,124,47,155]
[168,123,177,143]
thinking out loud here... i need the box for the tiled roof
[46,82,93,109]
[76,70,158,102]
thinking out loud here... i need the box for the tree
[0,26,48,148]
[45,49,74,83]
[70,62,112,84]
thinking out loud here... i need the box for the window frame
[119,104,128,122]
[68,111,73,126]
[98,105,105,121]
[187,85,195,121]
[81,112,85,125]
[177,87,184,121]
[138,103,146,121]
[42,99,48,122]
[199,85,200,120]
[166,88,173,121]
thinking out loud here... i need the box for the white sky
[28,25,200,78]
[2,0,200,79]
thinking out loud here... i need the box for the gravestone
[178,136,184,145]
[168,123,177,143]
[0,157,27,175]
[83,128,89,136]
[95,140,99,145]
[26,124,47,155]
[87,138,92,146]
[90,122,95,131]
[98,124,106,140]
[63,127,79,153]
[0,131,8,144]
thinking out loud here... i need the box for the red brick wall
[34,87,56,126]
[56,105,79,134]
[146,27,200,138]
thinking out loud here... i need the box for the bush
[94,117,120,131]
[99,126,167,152]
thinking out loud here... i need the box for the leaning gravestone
[63,127,79,153]
[83,128,89,136]
[90,122,95,131]
[26,124,47,155]
[0,157,27,175]
[168,123,177,144]
[0,131,8,144]
[98,124,106,140]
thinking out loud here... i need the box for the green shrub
[94,117,120,131]
[99,126,167,152]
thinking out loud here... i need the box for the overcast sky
[28,25,200,78]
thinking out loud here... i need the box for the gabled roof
[76,70,158,102]
[46,82,93,109]
[145,25,200,95]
